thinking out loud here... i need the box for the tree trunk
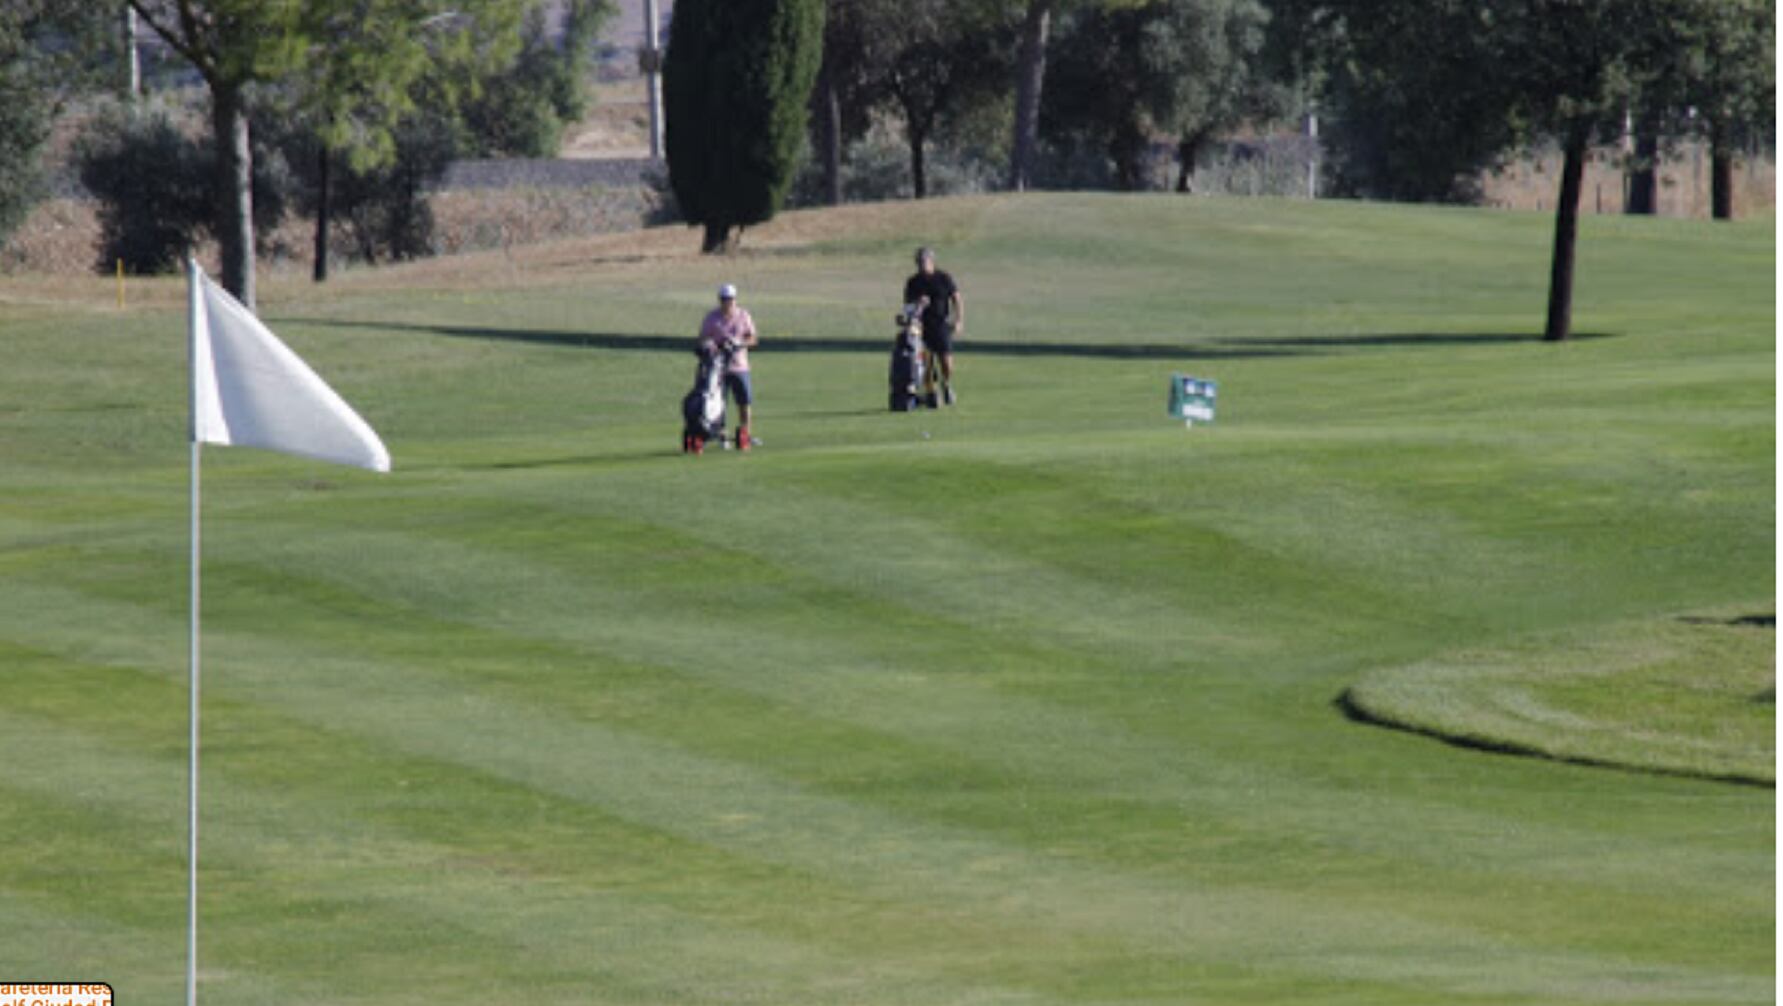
[1544,130,1588,343]
[1709,122,1734,220]
[210,83,255,312]
[123,5,141,99]
[1112,120,1147,192]
[1625,127,1657,215]
[701,221,734,253]
[1175,133,1207,193]
[816,59,842,207]
[313,144,331,283]
[1007,0,1052,192]
[909,127,927,200]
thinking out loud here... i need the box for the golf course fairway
[0,193,1772,1004]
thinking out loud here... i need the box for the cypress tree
[665,0,823,253]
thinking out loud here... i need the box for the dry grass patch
[0,195,1004,315]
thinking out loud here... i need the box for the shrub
[787,129,1002,207]
[75,98,291,275]
[267,107,455,265]
[73,102,209,274]
[0,65,50,249]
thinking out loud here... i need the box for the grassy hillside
[0,194,1772,1005]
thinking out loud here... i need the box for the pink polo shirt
[699,306,756,373]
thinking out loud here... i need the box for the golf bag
[682,340,733,453]
[889,304,929,412]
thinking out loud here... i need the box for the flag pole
[187,436,200,1006]
[181,257,389,1006]
[186,258,202,1006]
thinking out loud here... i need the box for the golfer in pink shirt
[699,283,760,449]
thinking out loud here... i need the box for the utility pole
[643,0,663,159]
[1304,108,1318,199]
[124,3,141,98]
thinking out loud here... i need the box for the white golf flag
[189,262,390,472]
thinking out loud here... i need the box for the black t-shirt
[903,270,958,332]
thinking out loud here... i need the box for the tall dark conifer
[665,0,824,252]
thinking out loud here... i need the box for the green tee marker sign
[1169,374,1217,426]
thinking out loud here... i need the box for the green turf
[1343,608,1775,785]
[0,194,1772,1004]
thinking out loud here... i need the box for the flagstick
[187,439,201,1006]
[180,258,388,1006]
[186,260,202,1006]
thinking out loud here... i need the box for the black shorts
[922,319,954,356]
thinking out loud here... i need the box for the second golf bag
[682,340,734,453]
[889,304,928,412]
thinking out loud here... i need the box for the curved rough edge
[1334,687,1774,790]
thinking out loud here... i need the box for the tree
[1504,0,1675,341]
[1043,0,1280,191]
[280,0,564,281]
[1276,0,1718,341]
[1005,0,1199,191]
[811,0,1003,203]
[286,3,470,283]
[126,0,531,308]
[810,28,846,206]
[459,0,613,158]
[665,0,824,252]
[1168,0,1287,191]
[809,0,889,206]
[76,97,288,275]
[74,103,210,274]
[0,51,53,249]
[1598,0,1771,222]
[0,2,118,249]
[125,0,297,309]
[1673,0,1773,220]
[870,0,1009,198]
[1623,114,1662,215]
[264,100,458,269]
[809,0,895,206]
[1007,0,1057,190]
[1042,5,1163,189]
[1290,0,1524,202]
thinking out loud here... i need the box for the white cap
[718,283,738,300]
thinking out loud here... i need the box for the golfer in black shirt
[902,246,964,405]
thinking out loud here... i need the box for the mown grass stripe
[2,196,1769,1004]
[3,588,1765,1001]
[0,691,1069,1005]
[6,510,1768,902]
[6,567,1765,916]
